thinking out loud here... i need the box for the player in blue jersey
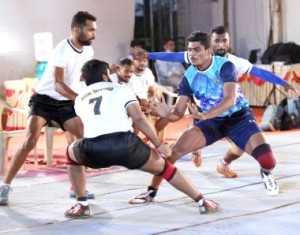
[129,31,280,205]
[130,26,298,178]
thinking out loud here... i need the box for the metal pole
[149,0,155,51]
[271,0,283,44]
[223,0,229,29]
[169,0,174,39]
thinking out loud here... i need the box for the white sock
[198,198,205,206]
[77,200,88,206]
[221,158,229,166]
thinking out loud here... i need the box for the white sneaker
[129,190,156,204]
[198,198,221,214]
[260,170,279,196]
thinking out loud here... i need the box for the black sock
[194,194,203,203]
[77,196,87,202]
[148,186,158,197]
[77,196,88,206]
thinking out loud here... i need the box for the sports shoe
[0,184,11,206]
[65,203,91,219]
[192,149,202,167]
[216,164,237,178]
[69,189,95,199]
[260,169,279,196]
[198,198,221,214]
[129,190,156,204]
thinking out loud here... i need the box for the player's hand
[151,95,171,118]
[186,102,207,121]
[156,143,172,157]
[109,64,120,74]
[139,99,152,115]
[129,47,148,61]
[283,83,299,95]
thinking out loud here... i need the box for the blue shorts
[194,107,261,151]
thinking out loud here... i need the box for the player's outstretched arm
[130,47,187,63]
[250,65,299,94]
[250,65,286,86]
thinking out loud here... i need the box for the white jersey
[184,52,253,76]
[110,73,130,88]
[35,38,94,100]
[75,82,138,138]
[110,73,119,83]
[127,67,155,99]
[226,53,253,75]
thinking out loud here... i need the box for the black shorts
[29,93,77,130]
[72,131,151,169]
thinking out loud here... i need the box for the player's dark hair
[130,39,144,48]
[71,11,97,29]
[81,59,109,85]
[120,57,133,67]
[210,25,229,35]
[186,31,211,49]
[163,38,175,46]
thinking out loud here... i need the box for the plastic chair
[0,78,61,173]
[0,79,39,173]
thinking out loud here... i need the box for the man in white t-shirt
[110,58,133,85]
[128,58,155,100]
[0,11,97,206]
[127,57,156,133]
[127,57,170,138]
[64,59,220,218]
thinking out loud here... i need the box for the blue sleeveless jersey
[178,56,249,117]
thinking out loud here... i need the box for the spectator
[155,39,186,90]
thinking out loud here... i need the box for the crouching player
[64,59,221,218]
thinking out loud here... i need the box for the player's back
[75,82,138,138]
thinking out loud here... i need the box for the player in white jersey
[0,11,97,206]
[35,39,93,99]
[64,59,220,218]
[129,25,298,178]
[109,58,133,85]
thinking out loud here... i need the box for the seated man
[155,39,186,90]
[127,57,171,140]
[128,57,155,105]
[64,59,220,218]
[127,57,159,134]
[110,57,134,85]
